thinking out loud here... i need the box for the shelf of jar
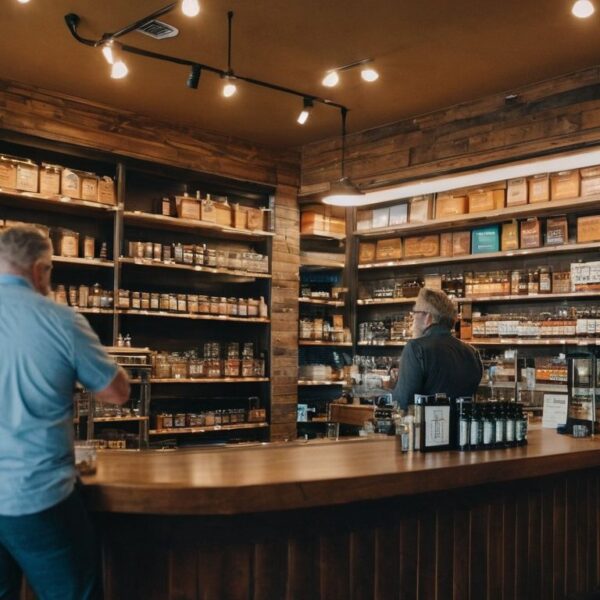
[298,380,348,386]
[115,309,270,324]
[357,297,416,306]
[468,338,600,346]
[357,341,407,347]
[479,381,567,392]
[53,256,115,268]
[354,194,600,238]
[146,377,269,384]
[74,307,115,315]
[357,241,600,270]
[148,422,269,436]
[118,257,271,279]
[300,252,345,270]
[123,211,274,240]
[0,187,117,215]
[299,297,345,307]
[300,231,345,241]
[93,416,149,423]
[298,340,353,347]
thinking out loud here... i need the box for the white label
[506,419,515,442]
[542,394,568,429]
[424,405,450,447]
[483,420,494,445]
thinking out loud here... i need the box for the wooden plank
[399,515,419,600]
[503,496,517,600]
[469,503,488,600]
[514,495,529,600]
[553,479,567,599]
[349,529,375,600]
[373,524,400,600]
[418,509,437,600]
[527,487,543,599]
[487,498,504,600]
[320,533,351,600]
[253,540,288,600]
[452,506,470,600]
[286,537,319,600]
[540,485,555,600]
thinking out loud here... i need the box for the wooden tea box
[0,156,17,189]
[551,170,580,201]
[440,232,453,257]
[580,166,600,197]
[375,238,402,261]
[200,197,217,222]
[176,195,201,220]
[467,184,505,213]
[358,242,376,263]
[506,178,528,206]
[214,198,232,227]
[501,221,519,251]
[435,193,468,219]
[528,173,550,203]
[409,195,433,223]
[231,204,247,229]
[545,216,568,246]
[403,235,440,259]
[452,231,471,256]
[520,217,541,249]
[97,176,116,205]
[61,169,82,198]
[39,164,62,196]
[15,159,39,193]
[80,172,98,202]
[356,209,372,231]
[246,207,264,230]
[577,215,600,243]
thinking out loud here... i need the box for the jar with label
[153,243,162,261]
[173,242,184,264]
[242,342,254,358]
[99,243,108,260]
[254,354,266,377]
[209,296,220,315]
[216,250,227,269]
[183,245,194,265]
[518,272,528,295]
[204,411,216,426]
[90,284,102,309]
[100,289,111,309]
[188,294,199,313]
[224,357,240,377]
[144,242,154,260]
[59,230,79,258]
[117,289,130,309]
[238,298,248,317]
[228,251,242,271]
[131,292,141,310]
[169,354,189,379]
[205,249,217,268]
[168,294,178,313]
[188,354,204,378]
[162,244,172,263]
[141,292,150,310]
[539,268,552,294]
[228,297,238,316]
[242,358,255,377]
[154,353,171,379]
[83,236,95,259]
[68,286,79,307]
[247,298,259,317]
[510,270,520,295]
[159,293,170,312]
[78,284,89,308]
[54,285,68,305]
[218,297,228,316]
[198,295,210,313]
[194,245,204,266]
[177,294,187,313]
[173,413,187,428]
[527,270,539,295]
[150,292,160,311]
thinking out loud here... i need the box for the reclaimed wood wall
[93,468,600,599]
[301,66,600,195]
[0,79,301,442]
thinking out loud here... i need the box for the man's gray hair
[0,225,52,272]
[417,287,458,328]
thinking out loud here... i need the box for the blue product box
[471,225,500,254]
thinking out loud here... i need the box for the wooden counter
[81,430,600,599]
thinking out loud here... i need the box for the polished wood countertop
[82,429,600,515]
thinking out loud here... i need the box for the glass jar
[247,298,259,317]
[154,352,171,379]
[224,358,240,377]
[169,353,188,379]
[173,243,184,264]
[144,241,153,260]
[78,284,89,308]
[188,355,204,378]
[228,297,238,316]
[218,297,228,316]
[237,298,248,317]
[150,292,160,311]
[228,251,242,271]
[177,294,187,313]
[159,293,170,312]
[198,295,210,313]
[55,284,68,305]
[194,245,204,266]
[539,268,552,294]
[205,249,217,268]
[117,289,130,309]
[131,291,141,310]
[153,243,162,261]
[216,250,227,269]
[68,286,79,307]
[209,296,220,315]
[141,292,150,310]
[188,294,199,313]
[162,244,172,263]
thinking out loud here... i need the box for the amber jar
[209,296,220,315]
[54,285,68,305]
[238,298,248,317]
[154,353,171,379]
[141,292,150,310]
[228,297,238,316]
[153,243,162,261]
[159,293,170,312]
[224,358,240,377]
[218,297,228,316]
[177,294,187,313]
[188,356,204,378]
[144,242,153,260]
[183,245,194,265]
[247,298,259,317]
[188,294,199,313]
[131,292,141,310]
[168,294,178,312]
[539,268,552,294]
[117,289,130,309]
[198,295,210,313]
[150,292,160,311]
[68,286,79,307]
[204,411,216,426]
[194,245,204,266]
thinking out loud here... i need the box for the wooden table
[83,430,600,599]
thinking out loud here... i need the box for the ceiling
[4,0,600,150]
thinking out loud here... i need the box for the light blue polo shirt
[0,274,118,516]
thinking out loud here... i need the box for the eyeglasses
[411,310,429,316]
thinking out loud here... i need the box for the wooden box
[55,229,79,258]
[301,211,327,234]
[528,174,550,203]
[359,242,376,263]
[520,217,541,249]
[388,203,408,226]
[16,160,39,193]
[424,274,442,290]
[436,194,468,218]
[246,207,264,231]
[409,195,433,223]
[501,221,519,251]
[546,216,568,246]
[404,235,440,259]
[468,186,505,213]
[580,166,600,197]
[371,207,390,229]
[440,232,453,257]
[80,173,98,202]
[506,178,528,206]
[577,215,600,243]
[176,196,201,220]
[452,231,471,256]
[200,199,217,223]
[328,215,346,235]
[232,204,247,229]
[0,157,17,189]
[356,209,372,231]
[39,164,62,196]
[551,170,580,201]
[214,200,232,227]
[375,238,402,261]
[61,169,82,198]
[97,177,116,205]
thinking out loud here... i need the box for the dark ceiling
[4,0,600,149]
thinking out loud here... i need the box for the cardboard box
[435,194,468,219]
[528,174,550,203]
[501,221,519,251]
[80,174,98,202]
[546,216,568,246]
[388,203,408,226]
[520,217,541,249]
[359,242,376,263]
[55,229,79,258]
[375,238,402,261]
[39,164,62,196]
[580,166,600,178]
[577,215,600,243]
[506,178,528,206]
[97,177,116,205]
[440,232,453,257]
[371,207,390,229]
[403,235,440,259]
[16,160,39,193]
[214,200,232,227]
[409,195,433,222]
[61,169,81,198]
[356,209,372,231]
[424,274,442,290]
[0,157,17,189]
[327,215,346,235]
[581,176,600,197]
[551,170,580,201]
[471,225,500,254]
[176,195,201,220]
[467,186,505,213]
[452,231,471,256]
[232,204,247,229]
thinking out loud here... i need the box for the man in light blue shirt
[0,224,130,599]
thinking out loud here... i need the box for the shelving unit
[149,422,268,436]
[116,309,270,324]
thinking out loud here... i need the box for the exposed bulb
[102,42,114,65]
[322,71,340,87]
[223,81,237,97]
[17,0,31,4]
[181,0,200,17]
[111,60,128,79]
[297,110,310,125]
[572,0,595,17]
[361,67,379,82]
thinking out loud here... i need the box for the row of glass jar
[52,283,112,308]
[299,318,346,341]
[153,351,266,379]
[126,240,269,274]
[154,409,255,430]
[358,318,411,343]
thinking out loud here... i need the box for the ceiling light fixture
[361,67,379,82]
[322,71,340,88]
[322,58,379,88]
[297,98,314,125]
[322,108,364,206]
[101,40,115,65]
[572,0,595,17]
[17,0,31,4]
[111,57,129,79]
[181,0,200,17]
[221,11,237,98]
[222,77,237,98]
[186,64,201,89]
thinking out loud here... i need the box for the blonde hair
[417,287,457,328]
[0,225,52,272]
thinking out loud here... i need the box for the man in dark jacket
[393,287,482,410]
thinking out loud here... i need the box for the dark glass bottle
[515,403,528,446]
[505,402,517,447]
[494,403,506,449]
[455,397,471,451]
[482,403,495,448]
[469,403,483,450]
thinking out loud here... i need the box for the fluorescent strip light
[353,148,600,207]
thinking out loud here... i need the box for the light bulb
[181,0,200,17]
[361,67,379,82]
[572,0,595,17]
[297,110,309,125]
[17,0,31,4]
[102,43,114,65]
[111,60,128,79]
[223,81,237,97]
[322,71,340,87]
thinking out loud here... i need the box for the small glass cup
[326,422,339,441]
[74,441,97,475]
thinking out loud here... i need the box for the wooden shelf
[118,257,271,279]
[123,211,273,240]
[354,194,600,238]
[298,380,348,386]
[480,381,567,392]
[75,307,114,315]
[358,241,600,270]
[299,340,353,347]
[149,422,269,436]
[149,377,269,384]
[300,252,345,269]
[357,341,407,347]
[53,255,114,268]
[93,416,149,423]
[357,297,415,306]
[116,309,270,324]
[300,231,345,241]
[0,187,117,216]
[469,338,600,346]
[299,297,345,307]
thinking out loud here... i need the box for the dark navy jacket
[393,323,483,409]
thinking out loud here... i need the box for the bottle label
[506,418,515,442]
[470,419,481,445]
[459,419,469,447]
[483,420,494,445]
[495,420,505,443]
[516,420,527,441]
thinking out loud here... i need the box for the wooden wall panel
[300,67,600,195]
